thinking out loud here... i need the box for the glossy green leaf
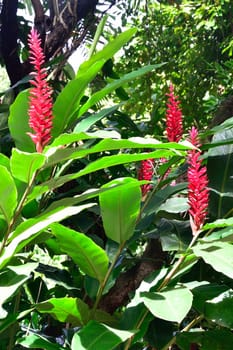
[193,241,233,279]
[192,282,229,313]
[51,223,109,282]
[177,329,233,350]
[71,320,135,350]
[158,197,189,213]
[0,263,38,319]
[28,149,180,203]
[36,297,90,326]
[0,154,10,170]
[74,104,122,133]
[17,334,64,350]
[142,285,193,323]
[0,165,17,224]
[207,128,233,218]
[78,64,165,117]
[203,217,233,230]
[99,177,141,244]
[77,28,137,76]
[10,148,46,183]
[0,204,95,269]
[205,289,233,328]
[52,60,104,137]
[8,90,35,152]
[45,138,188,168]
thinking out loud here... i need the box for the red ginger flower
[187,127,209,235]
[138,159,154,196]
[166,84,183,142]
[27,29,53,153]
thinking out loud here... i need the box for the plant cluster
[0,22,232,350]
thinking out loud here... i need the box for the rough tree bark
[0,0,99,88]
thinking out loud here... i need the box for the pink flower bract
[27,28,53,153]
[138,158,154,196]
[187,127,209,234]
[166,84,183,142]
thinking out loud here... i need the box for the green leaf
[28,149,181,203]
[8,90,35,152]
[0,263,38,319]
[77,28,137,76]
[205,289,233,328]
[36,297,90,326]
[45,138,188,168]
[158,197,189,213]
[17,334,64,350]
[192,282,229,313]
[74,104,123,133]
[0,204,95,269]
[207,128,233,218]
[177,329,233,350]
[0,154,10,170]
[142,285,193,323]
[53,60,105,137]
[78,64,165,118]
[193,241,233,279]
[71,320,135,350]
[51,223,109,282]
[10,148,46,183]
[0,165,17,224]
[99,178,141,244]
[203,217,233,230]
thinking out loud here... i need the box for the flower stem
[91,242,125,317]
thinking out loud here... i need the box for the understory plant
[0,24,233,350]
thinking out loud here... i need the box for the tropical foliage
[0,1,232,350]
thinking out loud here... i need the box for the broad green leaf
[0,204,95,269]
[177,329,233,350]
[203,217,233,230]
[142,285,193,323]
[36,297,90,326]
[0,154,10,170]
[45,138,189,168]
[99,178,141,244]
[71,320,135,350]
[205,289,233,328]
[28,149,182,203]
[191,282,229,313]
[158,197,189,213]
[78,64,165,118]
[10,148,46,183]
[50,130,120,148]
[8,90,35,152]
[202,226,233,242]
[0,263,38,319]
[207,128,233,218]
[77,28,137,76]
[0,165,17,224]
[74,104,122,133]
[193,241,233,279]
[17,334,64,350]
[52,60,105,137]
[51,223,109,282]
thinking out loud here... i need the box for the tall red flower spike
[166,84,183,142]
[187,127,209,235]
[138,158,154,196]
[27,28,53,153]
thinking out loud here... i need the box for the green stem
[161,314,204,350]
[91,242,125,316]
[124,309,149,350]
[88,14,108,59]
[0,171,38,256]
[123,231,201,349]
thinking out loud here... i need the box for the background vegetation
[0,1,232,349]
